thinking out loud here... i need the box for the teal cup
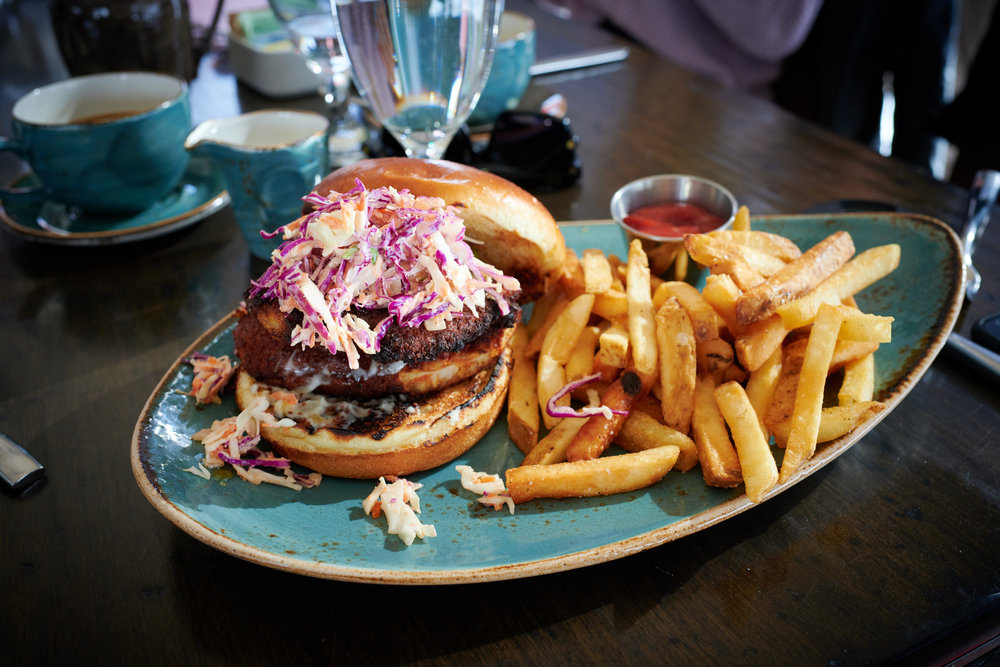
[468,12,536,126]
[185,110,330,260]
[0,72,191,215]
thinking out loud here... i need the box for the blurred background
[2,0,997,189]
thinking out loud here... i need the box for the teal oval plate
[131,214,962,584]
[0,156,229,246]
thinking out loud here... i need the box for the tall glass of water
[334,0,503,160]
[268,0,367,166]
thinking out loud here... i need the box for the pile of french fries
[503,207,900,504]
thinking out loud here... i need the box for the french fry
[708,229,802,261]
[652,281,723,341]
[838,353,875,404]
[698,337,735,374]
[521,416,587,466]
[558,247,585,298]
[565,325,600,382]
[831,339,880,371]
[714,381,778,503]
[735,230,855,325]
[654,297,696,434]
[836,308,893,343]
[536,354,567,430]
[732,204,751,231]
[525,288,561,336]
[566,369,646,461]
[685,234,770,287]
[592,289,628,320]
[597,320,630,368]
[745,345,782,437]
[626,239,658,378]
[764,336,808,444]
[779,303,843,483]
[507,446,680,503]
[507,326,539,454]
[776,244,901,329]
[526,293,569,357]
[614,411,698,471]
[735,314,789,372]
[582,248,614,293]
[701,273,743,335]
[771,400,886,444]
[540,293,595,364]
[673,247,689,281]
[691,372,742,487]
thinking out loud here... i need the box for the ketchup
[623,202,724,238]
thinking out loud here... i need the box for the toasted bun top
[309,158,566,301]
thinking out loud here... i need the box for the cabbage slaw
[250,180,521,370]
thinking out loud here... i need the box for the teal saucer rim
[0,157,230,246]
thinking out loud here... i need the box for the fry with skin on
[614,410,699,471]
[566,368,647,462]
[698,337,735,374]
[684,233,787,277]
[626,239,658,378]
[714,381,778,503]
[776,244,900,329]
[779,303,843,482]
[735,230,855,326]
[507,326,539,454]
[506,446,680,503]
[691,372,742,487]
[654,297,696,434]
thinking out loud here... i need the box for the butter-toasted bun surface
[309,157,566,301]
[235,346,512,479]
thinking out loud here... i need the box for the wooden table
[3,0,998,663]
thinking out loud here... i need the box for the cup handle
[0,137,46,202]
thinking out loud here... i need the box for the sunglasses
[375,110,582,191]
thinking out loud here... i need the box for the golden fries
[499,207,896,506]
[654,297,696,434]
[507,326,539,453]
[735,231,855,325]
[506,446,680,503]
[714,381,778,502]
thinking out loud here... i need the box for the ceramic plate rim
[131,213,963,584]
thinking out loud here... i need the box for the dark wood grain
[2,1,998,664]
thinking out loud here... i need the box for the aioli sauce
[623,202,724,238]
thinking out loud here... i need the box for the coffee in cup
[0,71,191,215]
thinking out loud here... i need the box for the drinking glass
[334,0,503,159]
[267,0,367,166]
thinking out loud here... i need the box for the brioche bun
[309,157,566,301]
[235,344,512,479]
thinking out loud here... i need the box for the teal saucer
[0,156,229,246]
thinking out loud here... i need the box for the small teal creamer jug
[185,109,329,259]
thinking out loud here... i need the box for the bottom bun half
[235,346,512,479]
